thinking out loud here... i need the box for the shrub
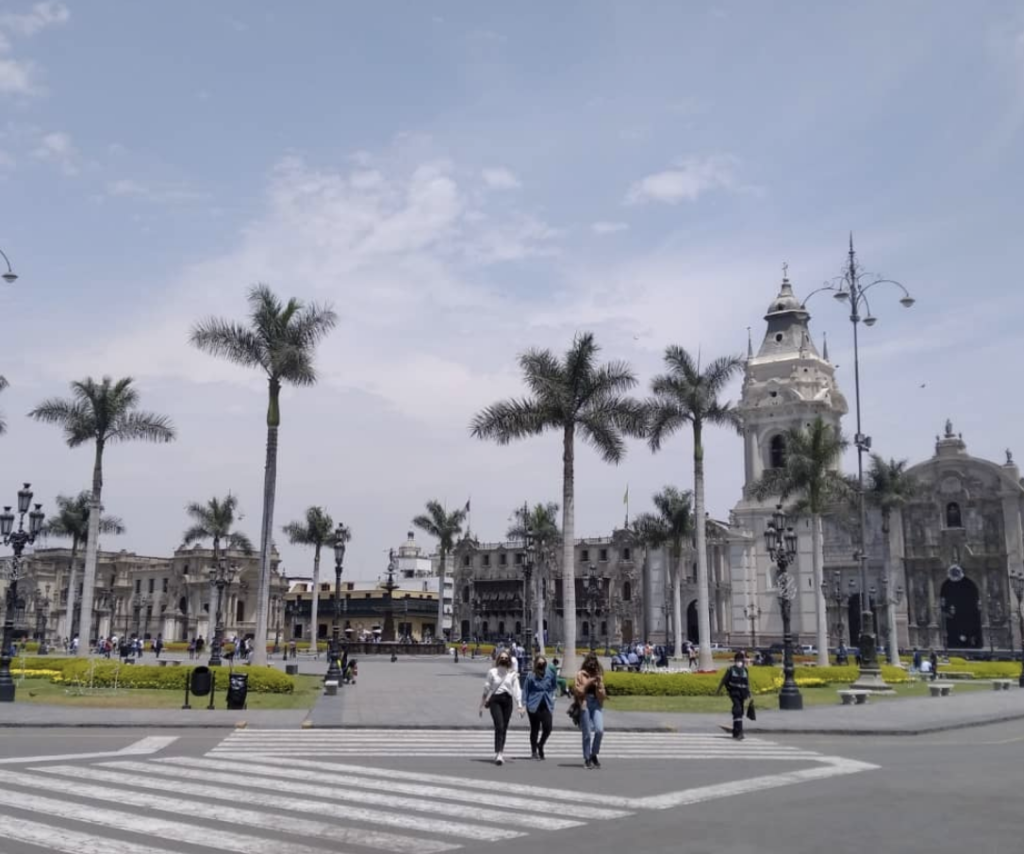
[54,661,295,693]
[604,669,779,697]
[942,661,1019,679]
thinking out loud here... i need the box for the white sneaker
[495,753,504,766]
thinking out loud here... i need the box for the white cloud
[0,2,70,37]
[625,154,741,205]
[591,221,629,235]
[481,167,521,190]
[0,57,37,96]
[106,178,210,204]
[0,3,69,99]
[32,130,78,174]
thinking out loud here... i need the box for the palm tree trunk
[883,513,900,665]
[309,544,321,655]
[534,559,545,656]
[77,442,104,655]
[692,422,713,671]
[561,426,578,675]
[812,515,830,667]
[436,546,447,643]
[672,555,684,663]
[64,540,79,643]
[207,536,221,642]
[252,380,281,667]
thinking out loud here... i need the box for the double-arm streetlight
[584,563,603,653]
[325,526,347,683]
[520,508,535,650]
[1010,569,1024,688]
[765,505,801,711]
[0,484,45,702]
[802,237,915,688]
[744,603,762,650]
[821,571,856,648]
[208,560,238,666]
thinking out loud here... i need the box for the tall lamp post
[472,595,482,655]
[35,592,51,655]
[208,560,238,666]
[325,528,347,683]
[520,509,534,650]
[743,604,762,650]
[0,247,18,284]
[803,237,915,688]
[381,550,398,643]
[821,571,855,649]
[879,573,904,663]
[584,564,601,653]
[765,505,802,710]
[0,484,45,702]
[1010,569,1024,688]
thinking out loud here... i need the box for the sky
[1,1,1023,581]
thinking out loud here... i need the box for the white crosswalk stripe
[0,751,629,854]
[210,728,823,760]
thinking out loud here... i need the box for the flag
[464,498,471,513]
[623,485,629,505]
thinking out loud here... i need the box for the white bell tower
[728,269,848,647]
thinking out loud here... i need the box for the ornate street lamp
[34,592,51,655]
[878,573,904,660]
[520,508,534,650]
[0,484,45,702]
[0,247,18,284]
[765,505,802,711]
[1010,569,1024,688]
[584,564,601,653]
[472,595,482,654]
[743,603,762,650]
[208,561,238,666]
[381,549,398,643]
[802,237,914,689]
[325,527,347,683]
[821,571,856,649]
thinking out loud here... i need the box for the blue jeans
[580,696,604,760]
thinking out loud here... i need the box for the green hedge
[941,661,1020,679]
[54,661,295,693]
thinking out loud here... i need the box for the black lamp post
[765,504,802,711]
[325,528,346,683]
[208,560,237,666]
[1010,569,1024,688]
[0,484,45,702]
[821,571,855,649]
[879,573,904,661]
[472,595,482,655]
[35,592,51,655]
[521,511,534,650]
[585,564,601,653]
[381,549,398,643]
[0,247,18,284]
[744,604,762,650]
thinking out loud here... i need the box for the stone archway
[686,600,699,645]
[940,576,982,649]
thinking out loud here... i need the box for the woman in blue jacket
[522,655,558,760]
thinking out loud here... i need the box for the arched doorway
[686,600,699,645]
[940,577,982,649]
[847,593,878,648]
[460,619,470,639]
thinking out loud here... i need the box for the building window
[600,621,607,637]
[162,578,169,593]
[623,581,632,601]
[148,578,155,594]
[769,434,787,469]
[623,547,631,561]
[515,553,523,565]
[462,587,470,603]
[483,555,491,567]
[462,555,470,567]
[236,601,245,622]
[599,548,608,562]
[499,553,507,566]
[581,549,590,562]
[135,579,141,594]
[946,502,963,529]
[582,621,590,637]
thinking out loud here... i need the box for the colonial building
[3,545,288,647]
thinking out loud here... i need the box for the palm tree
[30,376,175,654]
[647,346,743,671]
[633,486,695,660]
[753,417,849,667]
[0,375,8,435]
[412,501,467,641]
[190,285,337,665]
[282,506,335,650]
[472,332,645,674]
[867,455,918,665]
[44,492,125,641]
[507,501,561,653]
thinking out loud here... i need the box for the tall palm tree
[647,346,743,671]
[412,501,467,641]
[867,455,918,665]
[0,375,8,435]
[634,486,695,660]
[44,492,125,641]
[191,285,337,665]
[507,501,561,653]
[753,417,849,667]
[30,376,175,654]
[282,506,335,649]
[472,332,645,674]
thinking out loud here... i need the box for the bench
[156,659,183,667]
[992,679,1013,691]
[323,680,339,697]
[929,682,954,697]
[936,671,975,681]
[837,690,870,705]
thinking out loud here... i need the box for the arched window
[462,586,470,603]
[770,434,787,469]
[946,502,963,529]
[582,621,590,637]
[623,581,632,601]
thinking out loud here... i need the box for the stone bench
[323,680,339,697]
[992,679,1013,691]
[156,659,183,667]
[838,689,870,705]
[936,671,975,680]
[929,682,954,697]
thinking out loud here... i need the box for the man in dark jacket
[717,652,751,740]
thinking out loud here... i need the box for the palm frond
[470,399,550,442]
[190,319,268,371]
[577,410,627,464]
[645,399,688,452]
[110,411,176,444]
[226,531,255,555]
[519,349,565,406]
[28,398,95,447]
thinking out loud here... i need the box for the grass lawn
[604,679,991,714]
[12,674,323,710]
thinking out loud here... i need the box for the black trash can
[190,666,213,697]
[285,664,298,676]
[226,672,249,710]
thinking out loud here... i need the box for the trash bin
[190,666,213,697]
[226,672,249,710]
[285,664,298,676]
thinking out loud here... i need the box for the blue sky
[1,1,1022,579]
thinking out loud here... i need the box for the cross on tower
[782,261,789,280]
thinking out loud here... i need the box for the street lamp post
[765,505,802,711]
[821,571,855,649]
[472,595,482,655]
[35,592,51,655]
[521,510,535,651]
[879,573,904,662]
[661,600,670,646]
[0,484,45,702]
[584,564,601,653]
[743,604,762,650]
[0,247,18,284]
[208,561,238,667]
[381,550,398,643]
[326,528,346,683]
[1010,570,1024,688]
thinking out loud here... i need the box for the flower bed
[40,659,296,693]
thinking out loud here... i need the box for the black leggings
[528,705,552,752]
[489,693,513,753]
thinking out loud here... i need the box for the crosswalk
[210,728,826,761]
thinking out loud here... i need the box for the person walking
[522,655,558,760]
[574,652,606,769]
[716,651,751,740]
[479,650,524,765]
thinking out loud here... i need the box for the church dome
[765,278,805,316]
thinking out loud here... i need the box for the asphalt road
[0,721,1020,853]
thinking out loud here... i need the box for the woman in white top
[479,650,524,765]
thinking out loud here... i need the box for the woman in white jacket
[479,650,524,765]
